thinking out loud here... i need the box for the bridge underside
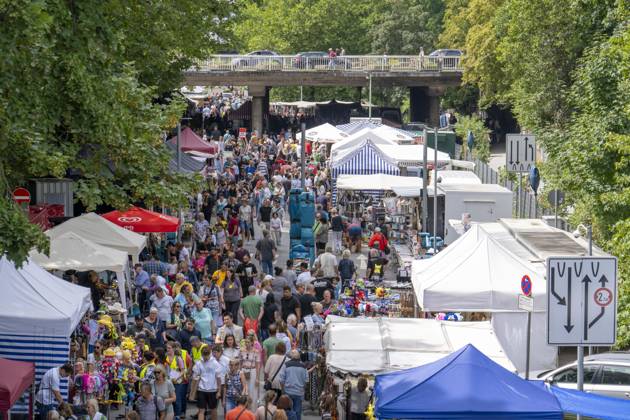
[182,71,461,133]
[182,71,461,88]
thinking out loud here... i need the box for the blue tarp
[374,344,563,419]
[530,381,630,420]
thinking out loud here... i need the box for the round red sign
[12,187,31,204]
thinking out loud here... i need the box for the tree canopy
[0,0,229,265]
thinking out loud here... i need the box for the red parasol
[101,207,180,233]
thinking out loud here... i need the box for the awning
[336,173,423,192]
[324,316,514,375]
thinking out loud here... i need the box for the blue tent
[530,381,630,420]
[374,344,563,419]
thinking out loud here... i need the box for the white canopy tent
[369,125,417,144]
[0,256,92,337]
[336,173,423,192]
[324,316,514,375]
[30,232,130,313]
[47,212,146,262]
[330,128,397,159]
[0,256,92,413]
[411,219,608,372]
[432,170,481,185]
[376,144,451,167]
[298,123,350,144]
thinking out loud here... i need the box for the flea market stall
[46,212,146,263]
[0,257,91,415]
[412,219,611,373]
[374,344,563,419]
[30,232,131,320]
[167,126,217,157]
[323,317,514,419]
[0,358,35,418]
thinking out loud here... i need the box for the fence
[192,54,463,73]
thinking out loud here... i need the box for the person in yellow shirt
[190,336,208,363]
[172,273,192,297]
[211,261,229,287]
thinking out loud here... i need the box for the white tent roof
[369,125,416,144]
[325,316,514,375]
[330,128,397,159]
[30,232,129,273]
[0,256,92,337]
[47,212,146,258]
[298,123,350,144]
[433,170,481,185]
[336,173,423,192]
[413,222,549,312]
[376,144,451,167]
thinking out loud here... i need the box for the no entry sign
[12,187,31,204]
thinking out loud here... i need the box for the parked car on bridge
[427,49,462,70]
[293,51,328,69]
[537,352,630,399]
[232,50,282,68]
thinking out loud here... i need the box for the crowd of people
[36,125,382,420]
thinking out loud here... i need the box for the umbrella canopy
[375,344,563,419]
[298,123,350,144]
[167,126,217,155]
[101,207,180,233]
[0,358,35,411]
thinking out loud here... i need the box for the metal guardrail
[192,55,463,73]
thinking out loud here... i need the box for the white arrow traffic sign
[506,134,536,173]
[547,256,617,345]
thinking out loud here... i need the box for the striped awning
[331,142,400,203]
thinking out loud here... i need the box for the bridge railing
[192,55,462,73]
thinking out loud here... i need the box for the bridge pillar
[250,85,269,136]
[409,86,444,127]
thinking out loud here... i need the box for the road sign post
[519,274,534,379]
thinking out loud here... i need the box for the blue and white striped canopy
[336,120,382,134]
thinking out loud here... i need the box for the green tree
[0,1,225,265]
[454,114,490,162]
[367,0,444,54]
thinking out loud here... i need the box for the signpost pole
[576,225,592,420]
[422,128,428,233]
[433,127,438,251]
[519,175,524,218]
[300,121,306,190]
[525,311,532,379]
[554,190,558,228]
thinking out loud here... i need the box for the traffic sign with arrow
[547,257,617,345]
[506,134,536,173]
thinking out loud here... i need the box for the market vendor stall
[30,232,131,319]
[47,212,146,263]
[412,218,610,373]
[325,316,514,376]
[374,344,563,419]
[0,257,91,414]
[167,126,217,157]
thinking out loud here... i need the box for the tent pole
[300,122,306,189]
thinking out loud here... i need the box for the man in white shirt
[36,363,73,420]
[296,262,314,286]
[191,346,223,420]
[150,286,174,323]
[316,246,338,278]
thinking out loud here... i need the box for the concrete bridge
[183,54,463,133]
